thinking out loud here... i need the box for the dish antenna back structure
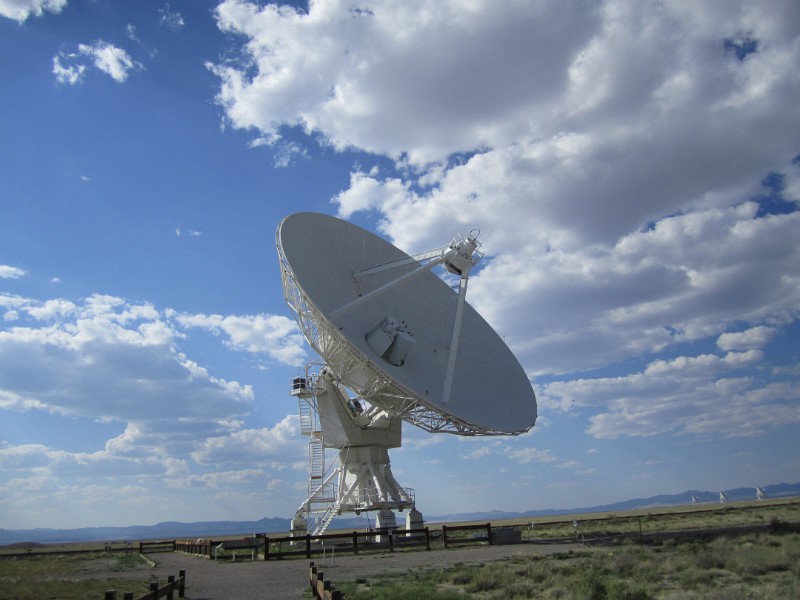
[277,213,537,536]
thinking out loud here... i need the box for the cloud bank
[0,291,307,524]
[209,0,800,441]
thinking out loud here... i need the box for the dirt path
[149,541,582,600]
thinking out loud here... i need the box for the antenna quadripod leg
[291,369,421,537]
[442,274,469,405]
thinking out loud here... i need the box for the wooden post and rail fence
[139,541,176,554]
[103,569,185,600]
[175,526,432,561]
[309,561,343,600]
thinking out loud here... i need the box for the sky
[1,0,799,530]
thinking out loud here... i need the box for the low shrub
[340,531,800,600]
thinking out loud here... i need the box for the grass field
[1,498,798,599]
[336,530,800,599]
[427,498,800,545]
[0,551,152,600]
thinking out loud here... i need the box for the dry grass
[435,498,800,544]
[0,551,153,600]
[2,498,797,599]
[338,531,800,599]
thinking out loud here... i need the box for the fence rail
[441,522,491,547]
[260,527,431,560]
[175,527,431,561]
[104,569,185,600]
[174,537,260,559]
[139,541,176,554]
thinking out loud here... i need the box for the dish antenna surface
[277,212,537,535]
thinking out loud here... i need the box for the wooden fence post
[442,524,449,548]
[104,591,116,600]
[167,574,175,600]
[487,523,493,545]
[305,534,311,559]
[178,569,186,598]
[352,531,358,555]
[149,581,159,596]
[123,593,133,600]
[309,562,318,595]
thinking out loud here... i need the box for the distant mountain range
[2,482,797,545]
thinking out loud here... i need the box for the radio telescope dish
[276,212,537,535]
[278,212,536,434]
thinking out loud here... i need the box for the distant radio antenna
[756,486,767,500]
[719,491,729,504]
[691,496,699,506]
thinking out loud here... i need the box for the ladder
[312,506,338,536]
[308,433,325,497]
[298,398,314,435]
[299,396,336,504]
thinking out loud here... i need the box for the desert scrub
[574,563,652,600]
[0,552,146,578]
[336,568,464,600]
[725,534,796,576]
[464,562,509,593]
[339,532,800,599]
[0,552,151,600]
[0,576,149,600]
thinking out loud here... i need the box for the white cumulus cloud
[717,326,779,351]
[540,348,799,439]
[53,41,142,85]
[78,41,142,83]
[175,311,307,365]
[0,265,26,279]
[0,0,66,22]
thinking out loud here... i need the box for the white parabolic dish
[277,212,537,436]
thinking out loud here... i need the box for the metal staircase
[295,393,338,534]
[298,397,329,498]
[312,506,338,536]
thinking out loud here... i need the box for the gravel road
[148,540,582,599]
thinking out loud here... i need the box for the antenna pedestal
[293,369,416,536]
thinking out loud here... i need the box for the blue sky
[1,0,799,530]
